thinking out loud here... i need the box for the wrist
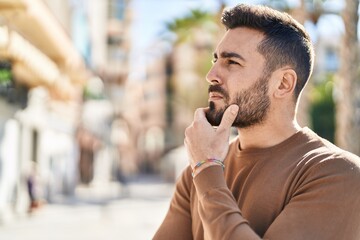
[191,159,225,178]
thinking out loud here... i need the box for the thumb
[218,104,239,131]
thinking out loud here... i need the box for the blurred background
[0,0,359,239]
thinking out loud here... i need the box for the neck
[236,119,301,150]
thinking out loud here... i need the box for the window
[108,0,126,20]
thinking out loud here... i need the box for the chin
[208,101,223,111]
[206,104,224,126]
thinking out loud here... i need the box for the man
[154,4,360,240]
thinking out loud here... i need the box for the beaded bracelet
[192,158,225,177]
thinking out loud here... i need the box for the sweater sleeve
[194,165,261,240]
[194,155,360,240]
[263,155,360,240]
[153,166,193,240]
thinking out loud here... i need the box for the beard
[206,74,271,128]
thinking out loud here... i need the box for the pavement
[0,175,175,240]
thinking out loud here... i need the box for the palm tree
[336,0,360,155]
[165,9,219,145]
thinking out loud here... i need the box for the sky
[127,0,345,80]
[129,0,344,53]
[130,0,257,53]
[128,0,223,80]
[128,0,264,79]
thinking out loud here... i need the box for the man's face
[206,73,270,128]
[205,27,271,128]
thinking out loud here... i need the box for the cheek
[227,80,243,101]
[227,89,241,105]
[267,79,279,99]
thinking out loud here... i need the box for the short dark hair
[221,4,314,99]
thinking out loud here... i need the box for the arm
[184,106,360,239]
[194,166,260,240]
[193,155,360,240]
[185,105,261,239]
[153,167,193,240]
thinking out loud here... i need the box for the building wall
[0,0,87,220]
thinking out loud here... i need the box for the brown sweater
[154,128,360,240]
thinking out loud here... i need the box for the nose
[206,64,222,85]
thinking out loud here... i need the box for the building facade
[0,0,87,221]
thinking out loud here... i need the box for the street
[0,175,174,240]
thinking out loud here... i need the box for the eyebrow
[213,51,246,62]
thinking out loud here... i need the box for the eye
[227,59,239,65]
[211,58,217,64]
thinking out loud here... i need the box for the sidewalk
[0,175,175,240]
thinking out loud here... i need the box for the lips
[209,92,224,101]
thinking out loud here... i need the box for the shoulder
[283,129,360,190]
[294,130,360,192]
[310,149,360,182]
[299,128,360,172]
[308,150,360,180]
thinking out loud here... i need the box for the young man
[154,4,360,240]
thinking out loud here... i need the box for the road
[0,175,174,240]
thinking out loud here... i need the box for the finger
[218,104,239,131]
[193,108,207,121]
[194,108,213,129]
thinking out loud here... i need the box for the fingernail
[230,105,239,115]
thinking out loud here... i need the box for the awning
[0,0,88,98]
[0,26,59,86]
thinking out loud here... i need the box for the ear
[273,68,297,99]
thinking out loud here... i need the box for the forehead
[216,27,265,59]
